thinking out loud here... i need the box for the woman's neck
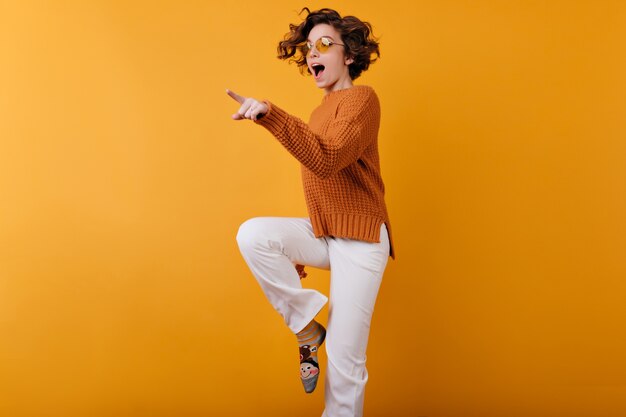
[324,76,353,95]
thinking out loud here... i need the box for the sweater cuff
[254,100,288,136]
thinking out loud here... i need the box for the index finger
[226,88,245,104]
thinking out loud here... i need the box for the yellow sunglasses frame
[303,36,345,55]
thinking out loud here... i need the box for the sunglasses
[301,36,345,55]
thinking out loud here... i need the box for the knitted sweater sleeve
[253,88,378,179]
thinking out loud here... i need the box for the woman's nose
[308,47,319,58]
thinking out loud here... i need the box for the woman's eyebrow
[307,35,335,42]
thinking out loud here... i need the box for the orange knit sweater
[254,85,395,260]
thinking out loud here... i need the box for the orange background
[1,1,625,416]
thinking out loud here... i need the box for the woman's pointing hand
[226,89,268,121]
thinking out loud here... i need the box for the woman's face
[305,24,354,93]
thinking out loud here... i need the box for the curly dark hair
[277,7,381,80]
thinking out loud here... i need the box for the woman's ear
[345,56,354,65]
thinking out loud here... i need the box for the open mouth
[311,64,325,78]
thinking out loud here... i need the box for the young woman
[229,7,395,417]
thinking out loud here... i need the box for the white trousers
[236,217,390,417]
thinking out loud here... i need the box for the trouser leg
[322,223,390,417]
[236,217,330,333]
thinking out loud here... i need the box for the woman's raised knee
[236,217,259,248]
[236,217,272,250]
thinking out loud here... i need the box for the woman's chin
[313,74,332,87]
[315,79,335,91]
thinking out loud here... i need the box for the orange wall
[1,1,625,416]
